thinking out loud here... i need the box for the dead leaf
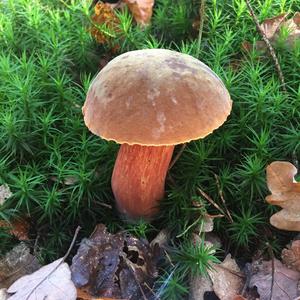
[260,13,288,39]
[265,161,300,231]
[208,254,244,300]
[249,258,300,300]
[71,224,159,299]
[0,185,12,205]
[0,243,40,289]
[123,0,154,26]
[0,218,30,241]
[282,239,300,272]
[7,257,76,300]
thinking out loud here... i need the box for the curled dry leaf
[7,258,76,300]
[71,224,159,300]
[266,161,300,231]
[123,0,154,26]
[282,239,300,272]
[0,243,40,289]
[249,258,300,300]
[0,185,12,205]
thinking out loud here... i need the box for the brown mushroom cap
[83,49,232,146]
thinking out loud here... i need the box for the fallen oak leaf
[123,0,154,26]
[7,258,76,300]
[266,161,300,231]
[282,239,300,272]
[249,258,300,300]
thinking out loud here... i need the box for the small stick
[245,0,287,92]
[214,173,233,223]
[197,0,206,57]
[168,143,186,171]
[197,187,226,219]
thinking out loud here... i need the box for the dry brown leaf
[0,185,12,205]
[0,243,40,289]
[123,0,154,26]
[0,218,30,241]
[265,161,300,231]
[260,13,288,39]
[7,258,76,300]
[208,254,244,300]
[249,258,300,300]
[282,239,300,272]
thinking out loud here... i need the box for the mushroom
[82,49,232,219]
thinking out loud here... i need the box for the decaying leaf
[208,254,244,300]
[7,258,76,300]
[0,218,30,241]
[265,161,300,231]
[282,239,300,272]
[0,243,40,289]
[243,12,300,53]
[71,224,159,299]
[0,185,12,205]
[249,258,300,300]
[123,0,154,25]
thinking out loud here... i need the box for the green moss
[0,0,299,297]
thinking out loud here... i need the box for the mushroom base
[111,144,175,219]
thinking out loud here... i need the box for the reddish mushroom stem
[111,144,175,219]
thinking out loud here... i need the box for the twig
[245,0,287,92]
[63,226,81,260]
[26,226,81,300]
[168,143,186,171]
[196,0,206,57]
[197,187,227,219]
[214,173,233,223]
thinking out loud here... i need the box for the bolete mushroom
[82,49,232,219]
